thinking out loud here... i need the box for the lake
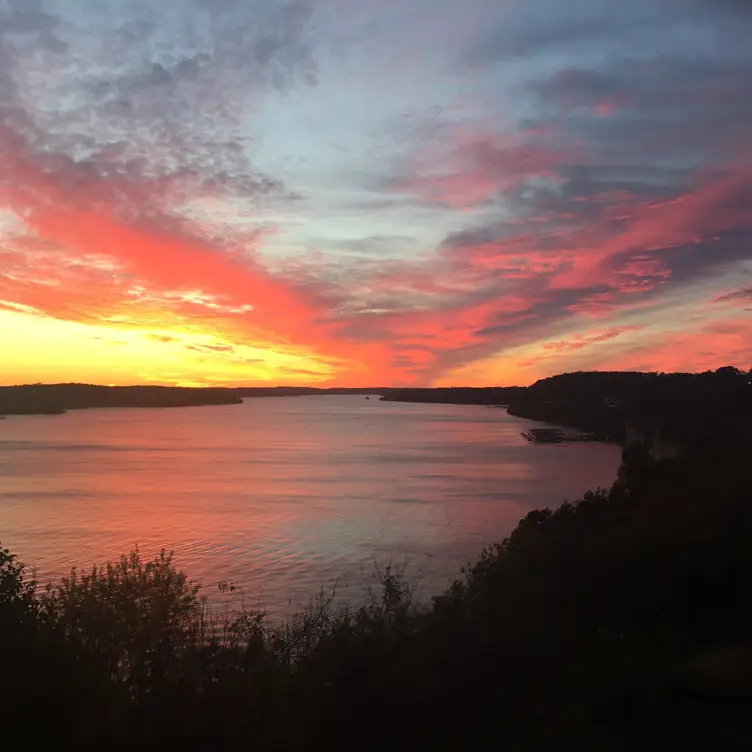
[0,396,622,614]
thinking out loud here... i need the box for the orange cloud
[597,318,752,375]
[0,125,400,385]
[1,115,751,386]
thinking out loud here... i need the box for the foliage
[40,551,205,705]
[0,545,36,614]
[508,366,752,442]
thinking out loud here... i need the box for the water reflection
[0,397,622,613]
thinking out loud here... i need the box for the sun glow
[0,309,334,387]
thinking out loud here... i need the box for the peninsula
[0,384,243,416]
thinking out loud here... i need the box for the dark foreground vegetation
[3,424,751,748]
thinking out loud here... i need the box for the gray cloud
[0,0,316,222]
[714,287,752,303]
[528,58,752,171]
[467,2,660,64]
[467,0,752,65]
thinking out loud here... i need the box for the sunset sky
[1,0,750,387]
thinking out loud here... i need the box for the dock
[521,428,605,444]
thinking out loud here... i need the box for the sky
[0,0,750,387]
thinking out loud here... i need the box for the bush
[41,550,203,697]
[0,545,72,732]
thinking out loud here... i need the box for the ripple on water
[0,397,622,614]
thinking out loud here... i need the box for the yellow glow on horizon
[0,309,335,386]
[434,356,536,388]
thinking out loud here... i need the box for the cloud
[467,0,752,65]
[146,333,179,343]
[186,343,235,353]
[596,317,752,374]
[714,287,752,305]
[387,131,572,210]
[0,0,313,227]
[354,153,752,382]
[1,0,751,386]
[542,325,645,354]
[466,1,658,63]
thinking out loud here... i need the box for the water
[0,396,621,614]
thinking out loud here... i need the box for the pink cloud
[2,117,751,387]
[598,318,752,374]
[593,97,625,117]
[714,287,752,306]
[394,131,573,209]
[541,325,645,354]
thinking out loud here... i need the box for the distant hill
[508,368,752,442]
[0,384,392,415]
[235,387,387,397]
[380,369,751,446]
[379,386,524,405]
[0,384,243,415]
